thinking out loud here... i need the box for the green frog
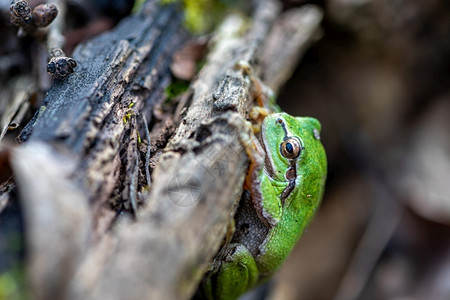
[201,62,327,300]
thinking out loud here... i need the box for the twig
[9,0,77,79]
[46,0,77,79]
[46,47,77,79]
[10,0,57,36]
[45,0,65,51]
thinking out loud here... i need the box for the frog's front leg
[203,244,259,300]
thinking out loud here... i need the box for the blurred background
[268,0,450,299]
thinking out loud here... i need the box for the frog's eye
[280,137,302,159]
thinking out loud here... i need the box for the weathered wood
[2,1,325,299]
[68,1,282,299]
[8,1,187,299]
[19,1,187,226]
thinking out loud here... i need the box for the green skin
[203,113,327,300]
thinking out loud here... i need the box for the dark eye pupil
[286,142,293,153]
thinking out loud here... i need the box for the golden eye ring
[280,137,302,159]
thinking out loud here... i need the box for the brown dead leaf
[170,37,209,81]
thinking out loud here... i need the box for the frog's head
[260,113,327,190]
